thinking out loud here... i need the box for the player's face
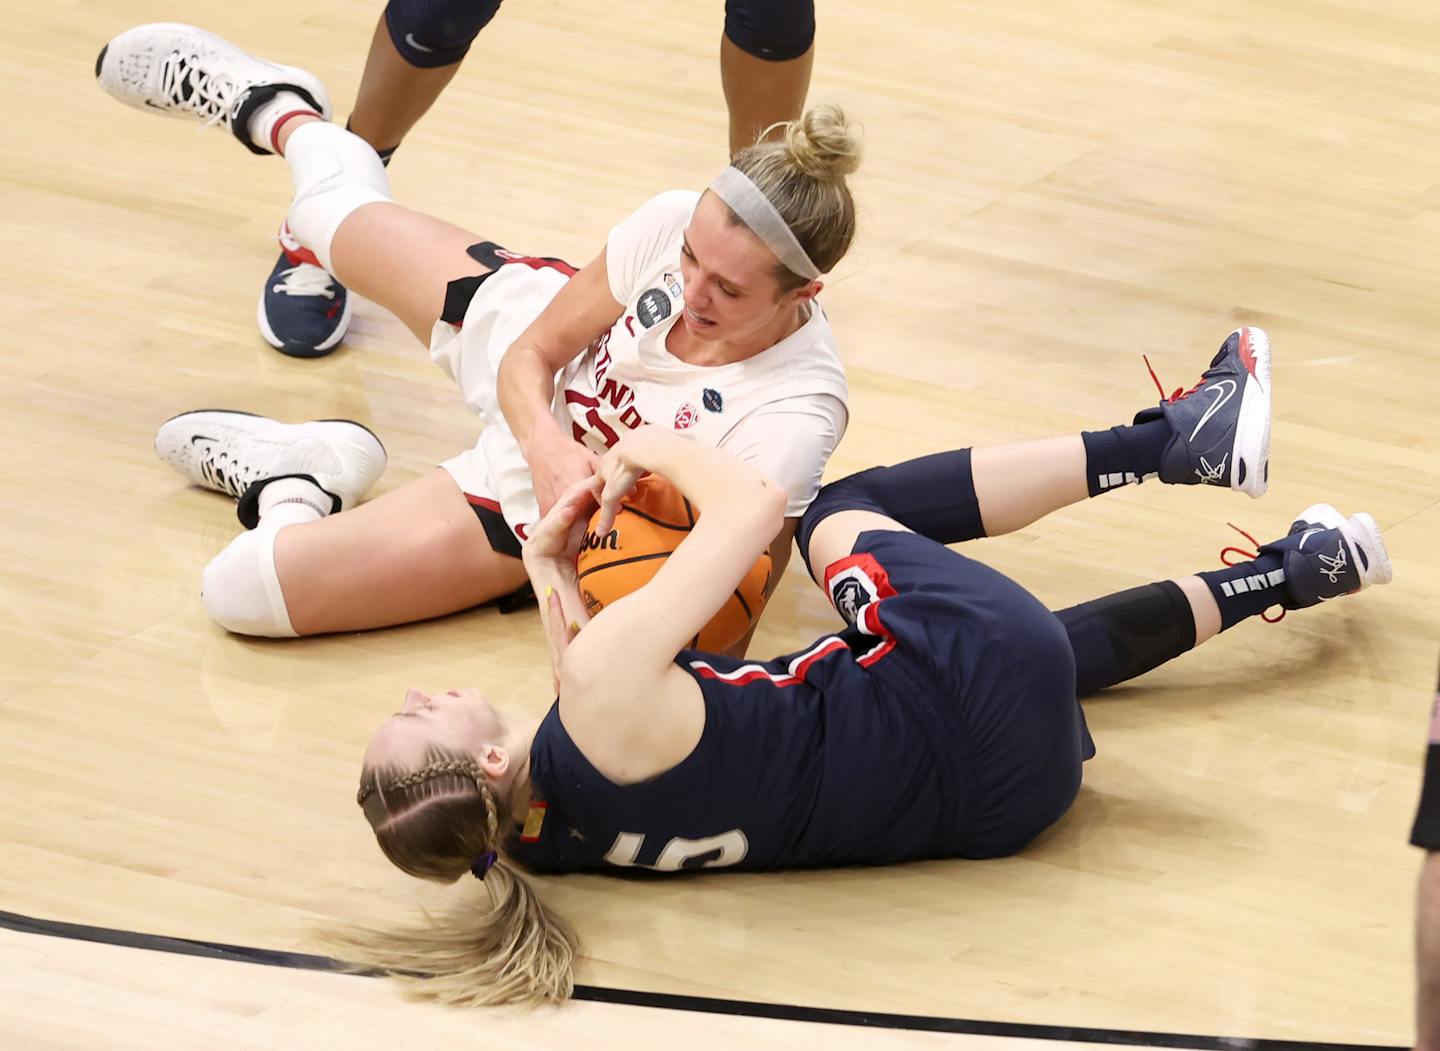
[680,192,819,345]
[362,687,507,772]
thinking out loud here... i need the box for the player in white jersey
[96,24,860,646]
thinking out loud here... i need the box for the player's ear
[782,278,823,305]
[479,744,511,780]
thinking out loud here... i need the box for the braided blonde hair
[333,747,577,1007]
[730,103,863,289]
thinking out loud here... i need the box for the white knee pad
[284,122,393,272]
[200,518,300,638]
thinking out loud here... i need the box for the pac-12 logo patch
[702,387,723,413]
[674,402,699,430]
[664,271,683,298]
[636,288,672,328]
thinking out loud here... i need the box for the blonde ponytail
[337,748,578,1007]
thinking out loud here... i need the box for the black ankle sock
[1196,553,1286,631]
[1080,417,1171,497]
[345,118,398,166]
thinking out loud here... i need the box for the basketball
[576,475,771,652]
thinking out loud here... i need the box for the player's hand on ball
[524,477,597,563]
[593,449,645,536]
[531,431,600,516]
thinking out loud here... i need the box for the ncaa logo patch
[636,288,672,328]
[674,402,699,430]
[664,271,683,298]
[702,387,723,413]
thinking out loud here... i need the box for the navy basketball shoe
[155,410,386,527]
[1261,503,1393,608]
[258,225,351,358]
[1138,326,1272,498]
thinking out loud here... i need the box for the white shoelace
[159,49,240,129]
[271,263,336,298]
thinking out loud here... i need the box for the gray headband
[708,166,821,280]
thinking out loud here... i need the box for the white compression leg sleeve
[283,121,393,272]
[199,503,319,638]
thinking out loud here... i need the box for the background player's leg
[721,41,812,155]
[720,0,815,154]
[347,11,470,155]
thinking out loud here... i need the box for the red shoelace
[1143,354,1206,403]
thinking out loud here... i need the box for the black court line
[0,908,1404,1051]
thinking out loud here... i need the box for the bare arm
[495,249,622,514]
[558,428,787,781]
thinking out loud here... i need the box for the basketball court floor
[1,0,1436,1045]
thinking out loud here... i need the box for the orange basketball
[576,475,771,652]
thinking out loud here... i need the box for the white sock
[258,476,331,521]
[246,90,322,155]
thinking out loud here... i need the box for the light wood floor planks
[1,0,1436,1044]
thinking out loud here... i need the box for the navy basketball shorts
[826,530,1094,858]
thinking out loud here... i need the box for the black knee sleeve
[385,0,503,68]
[797,449,985,578]
[1056,581,1197,698]
[724,0,815,61]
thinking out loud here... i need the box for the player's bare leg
[721,38,813,155]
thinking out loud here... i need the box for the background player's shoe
[155,410,385,527]
[95,23,330,154]
[258,226,351,358]
[1260,503,1393,608]
[1137,326,1272,498]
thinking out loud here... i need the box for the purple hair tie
[470,851,498,880]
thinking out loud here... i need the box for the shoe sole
[1229,326,1271,499]
[98,23,332,124]
[256,282,352,358]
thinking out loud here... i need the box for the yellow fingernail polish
[544,586,553,599]
[570,621,580,633]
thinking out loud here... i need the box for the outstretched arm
[556,428,787,781]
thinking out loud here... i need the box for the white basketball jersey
[554,190,849,461]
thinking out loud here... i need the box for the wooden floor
[2,0,1437,1045]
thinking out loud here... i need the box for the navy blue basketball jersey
[510,625,970,874]
[508,532,1089,875]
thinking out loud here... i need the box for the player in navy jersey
[344,327,1393,1006]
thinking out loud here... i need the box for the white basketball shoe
[95,23,330,154]
[155,411,386,527]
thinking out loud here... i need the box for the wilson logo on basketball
[582,528,618,552]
